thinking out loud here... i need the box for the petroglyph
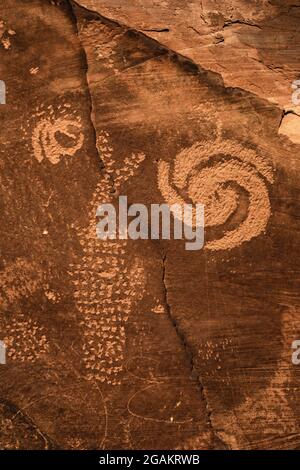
[0,259,50,364]
[72,132,146,385]
[3,314,49,363]
[96,131,145,191]
[78,20,122,71]
[0,19,15,50]
[158,139,274,251]
[24,103,84,165]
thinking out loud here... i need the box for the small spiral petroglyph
[158,140,274,251]
[25,104,84,165]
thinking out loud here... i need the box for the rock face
[75,0,300,108]
[0,0,300,450]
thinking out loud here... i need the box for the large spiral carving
[157,140,274,251]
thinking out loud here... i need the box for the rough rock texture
[75,0,300,144]
[0,0,300,450]
[75,0,300,108]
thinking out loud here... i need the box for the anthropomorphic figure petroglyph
[72,131,147,385]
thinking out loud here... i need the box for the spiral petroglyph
[24,104,84,165]
[158,140,274,251]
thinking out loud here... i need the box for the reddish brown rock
[1,0,300,450]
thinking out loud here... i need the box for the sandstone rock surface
[0,0,300,450]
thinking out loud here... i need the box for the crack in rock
[161,253,229,450]
[223,20,262,29]
[70,0,280,114]
[141,28,170,33]
[68,0,117,194]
